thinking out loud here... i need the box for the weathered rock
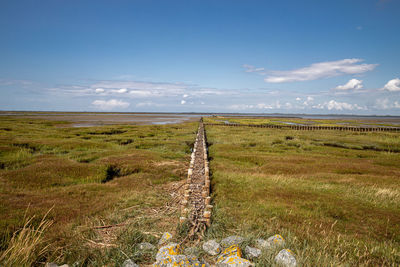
[59,265,70,267]
[45,263,59,267]
[138,242,156,251]
[217,245,242,261]
[245,246,261,259]
[275,249,297,267]
[156,243,182,262]
[267,234,285,248]
[153,243,204,266]
[216,255,253,267]
[220,236,244,247]
[255,238,270,250]
[216,245,253,266]
[158,232,173,246]
[122,259,139,267]
[203,239,221,255]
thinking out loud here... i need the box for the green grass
[204,123,400,266]
[205,116,400,127]
[2,115,400,266]
[0,116,197,265]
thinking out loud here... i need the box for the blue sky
[1,0,399,114]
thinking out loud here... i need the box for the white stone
[245,246,262,259]
[202,239,221,255]
[275,249,297,267]
[267,234,285,248]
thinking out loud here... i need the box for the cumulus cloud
[382,78,400,91]
[303,96,314,106]
[244,59,377,83]
[92,99,130,110]
[374,98,400,109]
[296,97,301,101]
[313,100,365,111]
[95,88,105,93]
[181,100,186,105]
[335,79,363,90]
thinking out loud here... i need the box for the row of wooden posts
[204,123,400,132]
[180,122,212,227]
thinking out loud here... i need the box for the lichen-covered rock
[203,239,221,255]
[138,242,156,251]
[216,255,253,267]
[255,238,270,250]
[122,259,139,267]
[275,249,297,267]
[245,246,261,259]
[156,243,182,262]
[217,245,253,266]
[153,254,201,267]
[153,243,205,266]
[267,234,285,248]
[220,236,244,247]
[217,245,242,261]
[158,232,173,245]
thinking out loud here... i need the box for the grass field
[0,116,197,266]
[204,117,400,266]
[1,115,399,266]
[207,115,400,127]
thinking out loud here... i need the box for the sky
[0,0,399,114]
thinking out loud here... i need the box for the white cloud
[183,94,189,98]
[181,100,186,105]
[135,101,164,107]
[375,98,390,109]
[335,79,363,90]
[296,97,301,101]
[313,100,365,111]
[111,88,128,93]
[303,96,314,106]
[382,78,400,92]
[92,99,130,110]
[374,98,400,109]
[242,64,266,74]
[245,59,377,83]
[229,101,282,111]
[95,88,105,93]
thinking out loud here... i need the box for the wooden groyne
[204,123,400,132]
[180,119,212,240]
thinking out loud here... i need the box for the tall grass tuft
[0,208,53,266]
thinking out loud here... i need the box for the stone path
[180,119,212,240]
